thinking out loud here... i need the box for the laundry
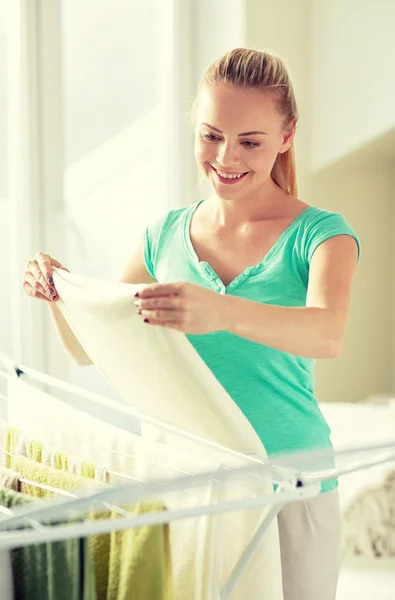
[0,466,20,492]
[1,431,173,600]
[8,374,282,600]
[0,486,97,600]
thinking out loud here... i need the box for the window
[0,5,11,363]
[61,0,167,280]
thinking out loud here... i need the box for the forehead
[197,84,281,132]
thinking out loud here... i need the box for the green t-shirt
[143,199,360,492]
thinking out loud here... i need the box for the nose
[216,141,242,168]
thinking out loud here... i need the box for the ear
[279,119,296,154]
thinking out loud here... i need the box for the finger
[34,252,67,285]
[143,318,183,331]
[29,255,53,291]
[136,283,183,299]
[22,281,54,302]
[136,296,181,311]
[24,272,57,301]
[26,260,56,299]
[139,309,178,322]
[34,252,58,286]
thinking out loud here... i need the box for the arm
[224,235,358,358]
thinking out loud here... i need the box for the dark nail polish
[144,318,149,323]
[49,288,55,295]
[48,277,54,284]
[137,309,142,315]
[134,292,139,298]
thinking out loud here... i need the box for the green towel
[13,455,110,600]
[81,460,96,479]
[107,501,173,600]
[6,430,173,599]
[54,450,69,471]
[5,428,106,599]
[0,486,97,600]
[29,439,44,463]
[13,455,90,497]
[5,427,19,468]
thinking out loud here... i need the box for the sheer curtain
[60,0,179,395]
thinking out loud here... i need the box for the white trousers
[278,488,342,600]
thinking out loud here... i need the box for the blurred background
[1,0,394,403]
[1,1,395,597]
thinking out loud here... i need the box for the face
[194,84,295,200]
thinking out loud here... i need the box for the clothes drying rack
[1,353,395,599]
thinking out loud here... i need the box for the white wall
[310,0,395,171]
[246,0,312,198]
[309,161,394,402]
[245,1,395,403]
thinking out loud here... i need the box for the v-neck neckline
[183,199,313,292]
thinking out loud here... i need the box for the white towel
[9,267,284,600]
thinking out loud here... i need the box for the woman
[22,48,360,599]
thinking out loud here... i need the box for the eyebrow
[201,122,268,136]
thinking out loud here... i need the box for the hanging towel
[7,426,100,481]
[0,545,13,600]
[41,444,70,471]
[49,267,283,600]
[8,374,278,600]
[0,466,21,491]
[5,427,19,469]
[29,439,44,462]
[0,486,97,600]
[0,485,15,600]
[108,501,173,600]
[11,455,93,497]
[0,418,8,467]
[9,456,109,599]
[7,438,172,600]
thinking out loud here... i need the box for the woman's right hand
[22,251,70,303]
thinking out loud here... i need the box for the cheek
[245,152,269,173]
[194,139,213,163]
[246,147,278,173]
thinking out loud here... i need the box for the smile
[211,165,249,184]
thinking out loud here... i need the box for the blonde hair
[195,48,298,196]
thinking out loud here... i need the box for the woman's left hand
[134,282,230,334]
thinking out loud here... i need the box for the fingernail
[134,292,139,298]
[134,300,140,307]
[144,318,149,323]
[49,288,55,296]
[48,277,53,284]
[137,309,142,315]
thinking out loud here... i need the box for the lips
[211,165,249,185]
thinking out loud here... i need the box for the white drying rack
[1,354,395,599]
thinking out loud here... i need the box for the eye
[241,140,260,149]
[202,133,221,142]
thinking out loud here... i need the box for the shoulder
[146,204,193,239]
[143,202,199,277]
[299,205,361,264]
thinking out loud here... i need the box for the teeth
[217,170,245,179]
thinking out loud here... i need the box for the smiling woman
[137,47,360,600]
[194,84,295,200]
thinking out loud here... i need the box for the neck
[210,177,284,228]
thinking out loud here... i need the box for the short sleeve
[141,207,182,280]
[142,225,155,279]
[304,211,361,265]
